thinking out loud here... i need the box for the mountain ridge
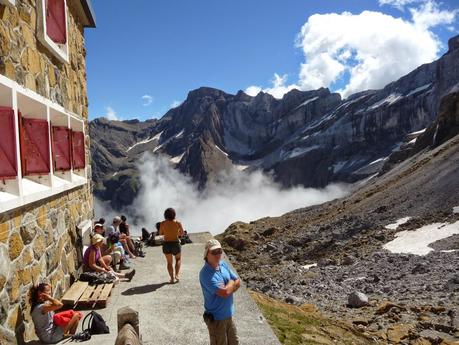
[90,35,459,211]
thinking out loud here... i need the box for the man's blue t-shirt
[199,260,238,320]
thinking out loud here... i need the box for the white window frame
[0,0,16,6]
[37,0,69,64]
[0,73,87,213]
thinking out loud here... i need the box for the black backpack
[79,272,116,285]
[82,311,109,335]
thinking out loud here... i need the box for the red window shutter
[51,126,71,171]
[19,116,51,176]
[0,107,18,179]
[46,0,66,44]
[71,130,85,169]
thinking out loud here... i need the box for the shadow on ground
[121,282,168,295]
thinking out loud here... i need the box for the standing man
[199,239,241,345]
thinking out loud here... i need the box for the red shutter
[46,0,66,44]
[71,130,85,169]
[19,115,51,176]
[0,107,18,179]
[51,126,71,171]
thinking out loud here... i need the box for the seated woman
[31,283,81,343]
[83,234,135,281]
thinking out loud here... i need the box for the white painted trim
[36,0,69,64]
[0,0,16,6]
[0,74,88,214]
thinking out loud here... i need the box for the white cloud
[246,74,298,99]
[379,0,421,11]
[124,155,349,235]
[247,1,458,99]
[170,100,182,108]
[410,1,458,29]
[105,106,118,121]
[245,85,262,97]
[141,94,153,106]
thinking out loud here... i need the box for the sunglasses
[210,249,222,255]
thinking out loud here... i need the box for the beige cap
[94,223,103,228]
[91,233,104,245]
[203,239,222,259]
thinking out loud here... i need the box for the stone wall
[0,0,89,117]
[0,185,93,344]
[0,1,94,344]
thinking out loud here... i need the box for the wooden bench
[62,281,114,308]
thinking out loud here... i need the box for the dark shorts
[162,241,181,255]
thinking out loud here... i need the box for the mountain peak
[448,35,459,53]
[187,87,228,100]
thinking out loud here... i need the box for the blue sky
[86,0,458,121]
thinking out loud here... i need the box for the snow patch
[453,206,459,214]
[406,83,431,97]
[152,131,163,140]
[234,165,249,171]
[215,145,228,157]
[127,136,158,152]
[369,157,388,166]
[385,217,412,230]
[294,96,319,110]
[409,128,426,136]
[333,161,347,173]
[383,221,459,255]
[175,130,184,138]
[408,138,417,144]
[368,93,403,110]
[282,145,320,159]
[170,153,184,164]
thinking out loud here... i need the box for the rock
[348,291,369,308]
[376,301,405,315]
[284,295,302,305]
[262,227,278,237]
[446,275,459,291]
[341,254,356,266]
[448,35,459,52]
[222,235,246,251]
[412,263,429,274]
[317,258,336,267]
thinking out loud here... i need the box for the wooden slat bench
[62,281,114,308]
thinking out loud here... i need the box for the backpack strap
[82,311,93,332]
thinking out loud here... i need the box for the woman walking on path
[160,207,184,283]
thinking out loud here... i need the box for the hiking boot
[125,269,136,281]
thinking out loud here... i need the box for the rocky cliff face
[91,35,459,211]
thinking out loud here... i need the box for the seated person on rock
[83,234,135,281]
[31,282,82,343]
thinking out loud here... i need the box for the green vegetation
[250,291,371,345]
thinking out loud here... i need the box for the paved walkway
[62,232,280,345]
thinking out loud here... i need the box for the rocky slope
[216,92,459,344]
[91,36,459,211]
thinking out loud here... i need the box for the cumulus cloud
[141,94,153,106]
[246,1,458,99]
[117,155,350,235]
[245,74,298,99]
[104,106,118,121]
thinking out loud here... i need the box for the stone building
[0,0,96,343]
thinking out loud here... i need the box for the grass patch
[250,291,371,345]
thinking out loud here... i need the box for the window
[0,107,17,179]
[37,0,69,63]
